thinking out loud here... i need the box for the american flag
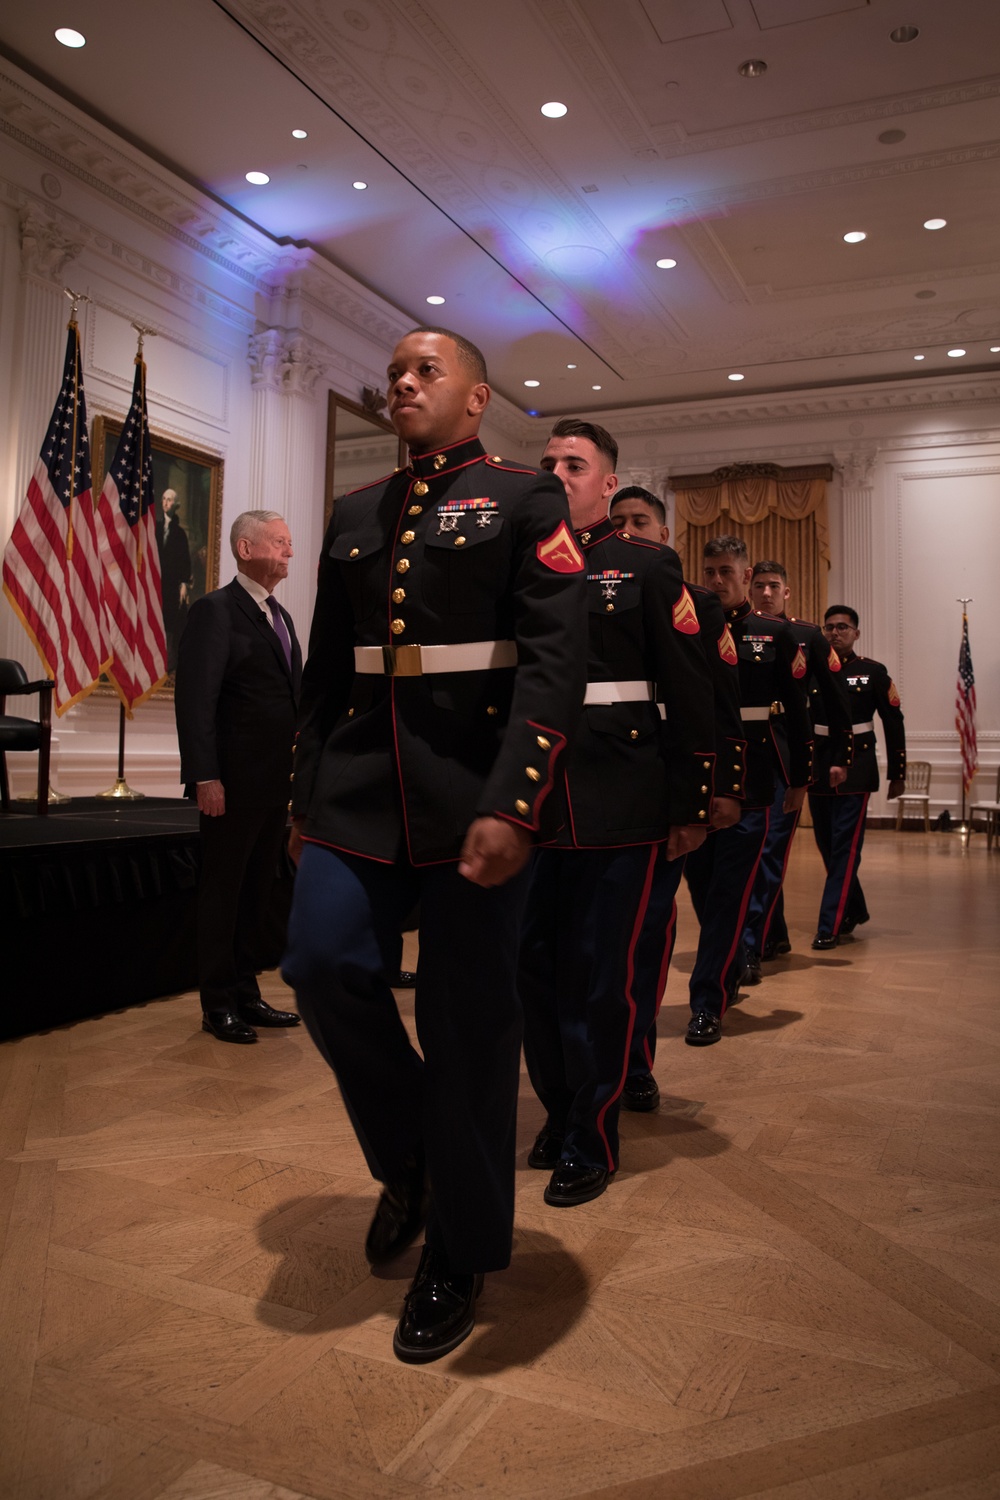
[96,356,167,715]
[2,321,108,714]
[955,611,977,796]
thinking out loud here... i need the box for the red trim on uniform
[299,834,395,866]
[594,843,658,1170]
[485,458,538,475]
[717,806,771,1017]
[617,533,661,552]
[760,805,801,948]
[344,468,402,497]
[833,792,869,934]
[654,894,679,1024]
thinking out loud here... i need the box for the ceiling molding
[747,259,1000,303]
[534,0,661,161]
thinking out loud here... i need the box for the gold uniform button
[605,603,614,613]
[698,809,707,819]
[701,785,709,793]
[391,618,406,635]
[348,708,355,717]
[349,547,360,558]
[289,772,294,782]
[413,481,429,496]
[433,453,447,469]
[526,767,541,782]
[732,783,740,791]
[408,505,422,516]
[620,531,630,539]
[629,729,639,740]
[401,530,416,544]
[536,735,551,750]
[454,535,466,546]
[492,455,502,462]
[515,799,530,816]
[392,588,406,603]
[487,706,498,716]
[703,761,711,769]
[396,559,410,574]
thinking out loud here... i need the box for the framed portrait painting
[92,417,224,681]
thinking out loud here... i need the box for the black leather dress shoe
[544,1162,614,1207]
[811,932,839,950]
[393,1246,483,1363]
[621,1072,660,1112]
[740,951,762,986]
[202,1010,258,1043]
[394,970,418,987]
[685,1010,722,1046]
[364,1157,428,1267]
[527,1127,564,1168]
[762,938,792,960]
[237,998,300,1027]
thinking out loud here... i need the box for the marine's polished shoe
[685,1010,722,1046]
[527,1128,564,1169]
[621,1072,661,1112]
[762,938,792,960]
[392,1246,483,1364]
[740,951,763,986]
[237,998,301,1027]
[811,932,839,950]
[202,1010,258,1043]
[364,1157,428,1268]
[394,970,418,988]
[544,1162,614,1207]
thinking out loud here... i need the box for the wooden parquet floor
[3,829,1000,1500]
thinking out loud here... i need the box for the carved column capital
[248,329,325,397]
[623,466,670,498]
[248,328,287,392]
[19,208,87,284]
[834,448,878,490]
[282,334,325,399]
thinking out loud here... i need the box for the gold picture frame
[92,416,224,689]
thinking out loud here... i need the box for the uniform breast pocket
[328,533,385,622]
[586,580,641,617]
[738,641,776,665]
[423,518,507,614]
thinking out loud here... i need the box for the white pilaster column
[834,449,878,632]
[623,465,675,537]
[247,328,288,515]
[281,335,325,637]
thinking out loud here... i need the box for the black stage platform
[0,798,291,1041]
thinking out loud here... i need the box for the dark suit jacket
[174,578,302,809]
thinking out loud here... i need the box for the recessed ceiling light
[524,379,540,387]
[541,102,568,118]
[352,180,368,190]
[245,171,270,185]
[728,373,745,381]
[291,129,308,139]
[923,218,947,230]
[566,363,577,369]
[947,349,966,358]
[890,24,919,43]
[878,129,906,144]
[426,295,445,306]
[592,384,602,391]
[55,27,86,47]
[991,346,1000,353]
[843,231,867,243]
[913,354,925,360]
[738,59,767,77]
[655,258,677,269]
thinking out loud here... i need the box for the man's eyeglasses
[823,623,856,633]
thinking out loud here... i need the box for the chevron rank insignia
[888,680,901,706]
[828,648,841,671]
[792,645,807,678]
[672,585,699,634]
[537,520,584,573]
[718,623,738,664]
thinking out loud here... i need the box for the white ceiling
[2,0,999,416]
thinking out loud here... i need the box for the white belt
[585,680,666,719]
[815,720,873,735]
[354,640,517,676]
[742,702,784,722]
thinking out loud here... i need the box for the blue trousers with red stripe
[283,841,529,1274]
[519,844,661,1171]
[808,791,870,937]
[742,778,798,956]
[627,845,686,1081]
[685,808,771,1017]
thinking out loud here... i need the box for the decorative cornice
[19,204,87,282]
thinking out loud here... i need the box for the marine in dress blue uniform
[518,430,715,1207]
[607,490,746,1111]
[808,605,906,948]
[740,562,852,976]
[684,536,813,1045]
[282,329,586,1362]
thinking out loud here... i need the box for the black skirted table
[0,798,292,1040]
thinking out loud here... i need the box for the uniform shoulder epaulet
[485,455,537,475]
[343,468,400,497]
[615,531,661,552]
[792,615,820,629]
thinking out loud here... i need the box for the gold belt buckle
[383,643,423,676]
[770,700,784,716]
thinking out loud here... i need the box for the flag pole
[954,596,973,836]
[95,322,159,802]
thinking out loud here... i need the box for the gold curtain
[673,473,829,626]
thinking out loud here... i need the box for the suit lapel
[228,578,291,679]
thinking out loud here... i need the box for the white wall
[2,57,998,815]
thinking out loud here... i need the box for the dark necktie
[265,595,292,672]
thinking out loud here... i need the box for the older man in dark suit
[175,510,302,1042]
